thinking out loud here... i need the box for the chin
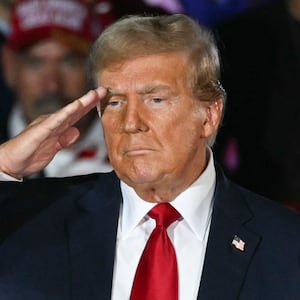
[121,165,162,186]
[114,157,165,184]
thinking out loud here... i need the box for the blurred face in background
[4,39,89,124]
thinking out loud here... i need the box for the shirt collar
[120,148,216,241]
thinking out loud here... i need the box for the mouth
[124,147,155,156]
[31,94,71,119]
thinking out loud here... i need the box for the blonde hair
[89,14,226,145]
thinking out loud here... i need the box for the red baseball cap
[6,0,114,53]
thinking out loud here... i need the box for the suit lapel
[198,168,261,299]
[64,168,261,299]
[66,172,122,300]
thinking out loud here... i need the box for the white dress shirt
[111,149,216,300]
[0,172,22,181]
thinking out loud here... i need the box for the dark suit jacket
[0,169,300,299]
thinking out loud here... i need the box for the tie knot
[148,203,181,228]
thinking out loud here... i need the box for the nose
[123,99,148,133]
[42,65,62,93]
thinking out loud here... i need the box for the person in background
[0,0,113,176]
[0,0,15,136]
[0,13,299,300]
[180,0,273,27]
[0,0,13,36]
[213,0,300,210]
[111,0,181,18]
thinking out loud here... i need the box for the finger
[5,90,99,154]
[95,87,107,117]
[46,87,107,134]
[27,114,49,127]
[80,86,107,107]
[58,127,80,149]
[0,88,107,177]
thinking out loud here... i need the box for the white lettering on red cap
[16,0,87,31]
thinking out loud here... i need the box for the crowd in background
[1,0,299,210]
[212,0,300,211]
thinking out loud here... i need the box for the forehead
[19,39,83,57]
[98,52,190,92]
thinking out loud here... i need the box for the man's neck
[128,150,210,203]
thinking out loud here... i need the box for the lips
[124,147,155,156]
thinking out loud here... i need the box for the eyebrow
[105,85,172,97]
[138,85,172,95]
[105,88,115,98]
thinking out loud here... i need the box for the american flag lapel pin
[232,235,245,252]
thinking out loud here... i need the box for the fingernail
[95,86,107,97]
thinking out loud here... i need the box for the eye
[144,95,169,108]
[63,55,85,69]
[100,99,121,115]
[152,97,163,103]
[108,100,121,107]
[20,56,43,70]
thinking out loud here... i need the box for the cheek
[164,107,203,140]
[102,114,121,136]
[62,72,88,96]
[102,118,121,154]
[17,72,39,90]
[166,112,204,153]
[168,125,200,154]
[16,71,44,104]
[64,70,86,83]
[15,77,39,108]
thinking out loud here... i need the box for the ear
[2,45,18,88]
[200,98,224,139]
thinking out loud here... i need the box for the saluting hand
[0,87,107,179]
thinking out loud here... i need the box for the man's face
[99,52,222,199]
[12,39,89,123]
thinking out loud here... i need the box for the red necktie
[130,203,181,300]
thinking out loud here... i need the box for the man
[0,0,113,175]
[179,0,272,26]
[0,14,300,300]
[0,0,14,130]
